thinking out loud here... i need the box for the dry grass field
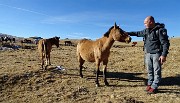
[0,38,180,103]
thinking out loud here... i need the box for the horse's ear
[114,22,117,29]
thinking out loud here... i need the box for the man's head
[144,16,155,28]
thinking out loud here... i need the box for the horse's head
[51,36,60,48]
[111,23,131,43]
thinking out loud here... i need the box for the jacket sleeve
[159,28,170,57]
[127,29,146,37]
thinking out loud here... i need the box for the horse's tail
[42,40,48,58]
[76,42,80,56]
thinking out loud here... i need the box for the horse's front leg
[103,59,109,86]
[95,60,100,87]
[79,60,85,78]
[78,55,85,78]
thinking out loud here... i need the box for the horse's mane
[103,26,114,37]
[49,36,59,40]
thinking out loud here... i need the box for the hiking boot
[146,85,151,91]
[147,88,158,94]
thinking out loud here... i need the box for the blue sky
[0,0,179,41]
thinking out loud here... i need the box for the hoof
[96,83,100,87]
[41,65,44,69]
[105,81,109,86]
[80,75,83,78]
[44,66,48,70]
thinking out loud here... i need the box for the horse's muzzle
[126,37,131,43]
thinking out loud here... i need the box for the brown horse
[77,23,131,87]
[38,37,60,69]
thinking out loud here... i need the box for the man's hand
[159,56,166,65]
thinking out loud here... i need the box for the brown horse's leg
[95,60,100,87]
[79,60,84,78]
[103,60,109,86]
[41,53,45,69]
[48,53,51,66]
[78,55,85,78]
[45,53,48,70]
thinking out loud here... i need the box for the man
[127,16,170,94]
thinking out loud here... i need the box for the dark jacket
[128,23,170,57]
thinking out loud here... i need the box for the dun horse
[77,23,131,87]
[38,37,60,69]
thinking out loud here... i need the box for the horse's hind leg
[103,59,109,86]
[41,53,45,69]
[47,53,51,66]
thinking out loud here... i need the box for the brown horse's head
[50,36,60,48]
[111,23,131,43]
